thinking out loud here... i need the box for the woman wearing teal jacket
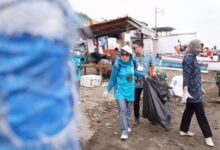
[71,50,81,90]
[103,45,135,140]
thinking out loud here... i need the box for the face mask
[195,48,202,52]
[193,49,201,55]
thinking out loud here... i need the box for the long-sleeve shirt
[183,54,203,103]
[71,55,81,81]
[134,53,154,88]
[107,58,135,101]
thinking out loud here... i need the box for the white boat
[157,54,220,72]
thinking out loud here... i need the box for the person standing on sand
[132,40,155,126]
[180,39,214,147]
[103,45,134,140]
[71,49,81,103]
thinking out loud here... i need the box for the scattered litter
[105,122,111,128]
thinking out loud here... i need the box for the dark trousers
[134,88,143,119]
[180,102,212,138]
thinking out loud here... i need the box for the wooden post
[84,67,87,75]
[106,36,109,50]
[126,23,130,33]
[125,23,130,45]
[96,38,99,50]
[141,33,144,44]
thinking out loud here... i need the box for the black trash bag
[143,78,171,129]
[150,76,172,103]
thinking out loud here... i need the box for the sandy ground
[77,69,220,150]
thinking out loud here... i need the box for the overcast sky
[69,0,220,48]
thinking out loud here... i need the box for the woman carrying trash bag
[103,45,134,140]
[180,39,214,147]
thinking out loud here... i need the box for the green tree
[77,12,92,22]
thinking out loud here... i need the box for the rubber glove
[182,87,193,103]
[103,90,108,99]
[202,87,205,95]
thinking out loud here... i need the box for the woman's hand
[202,87,206,95]
[182,87,193,103]
[103,90,109,99]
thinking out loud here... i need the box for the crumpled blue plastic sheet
[0,33,80,150]
[0,0,82,149]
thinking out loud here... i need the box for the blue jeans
[116,99,132,136]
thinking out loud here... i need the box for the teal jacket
[71,55,81,81]
[107,58,135,101]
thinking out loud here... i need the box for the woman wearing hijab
[180,39,214,147]
[103,45,134,140]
